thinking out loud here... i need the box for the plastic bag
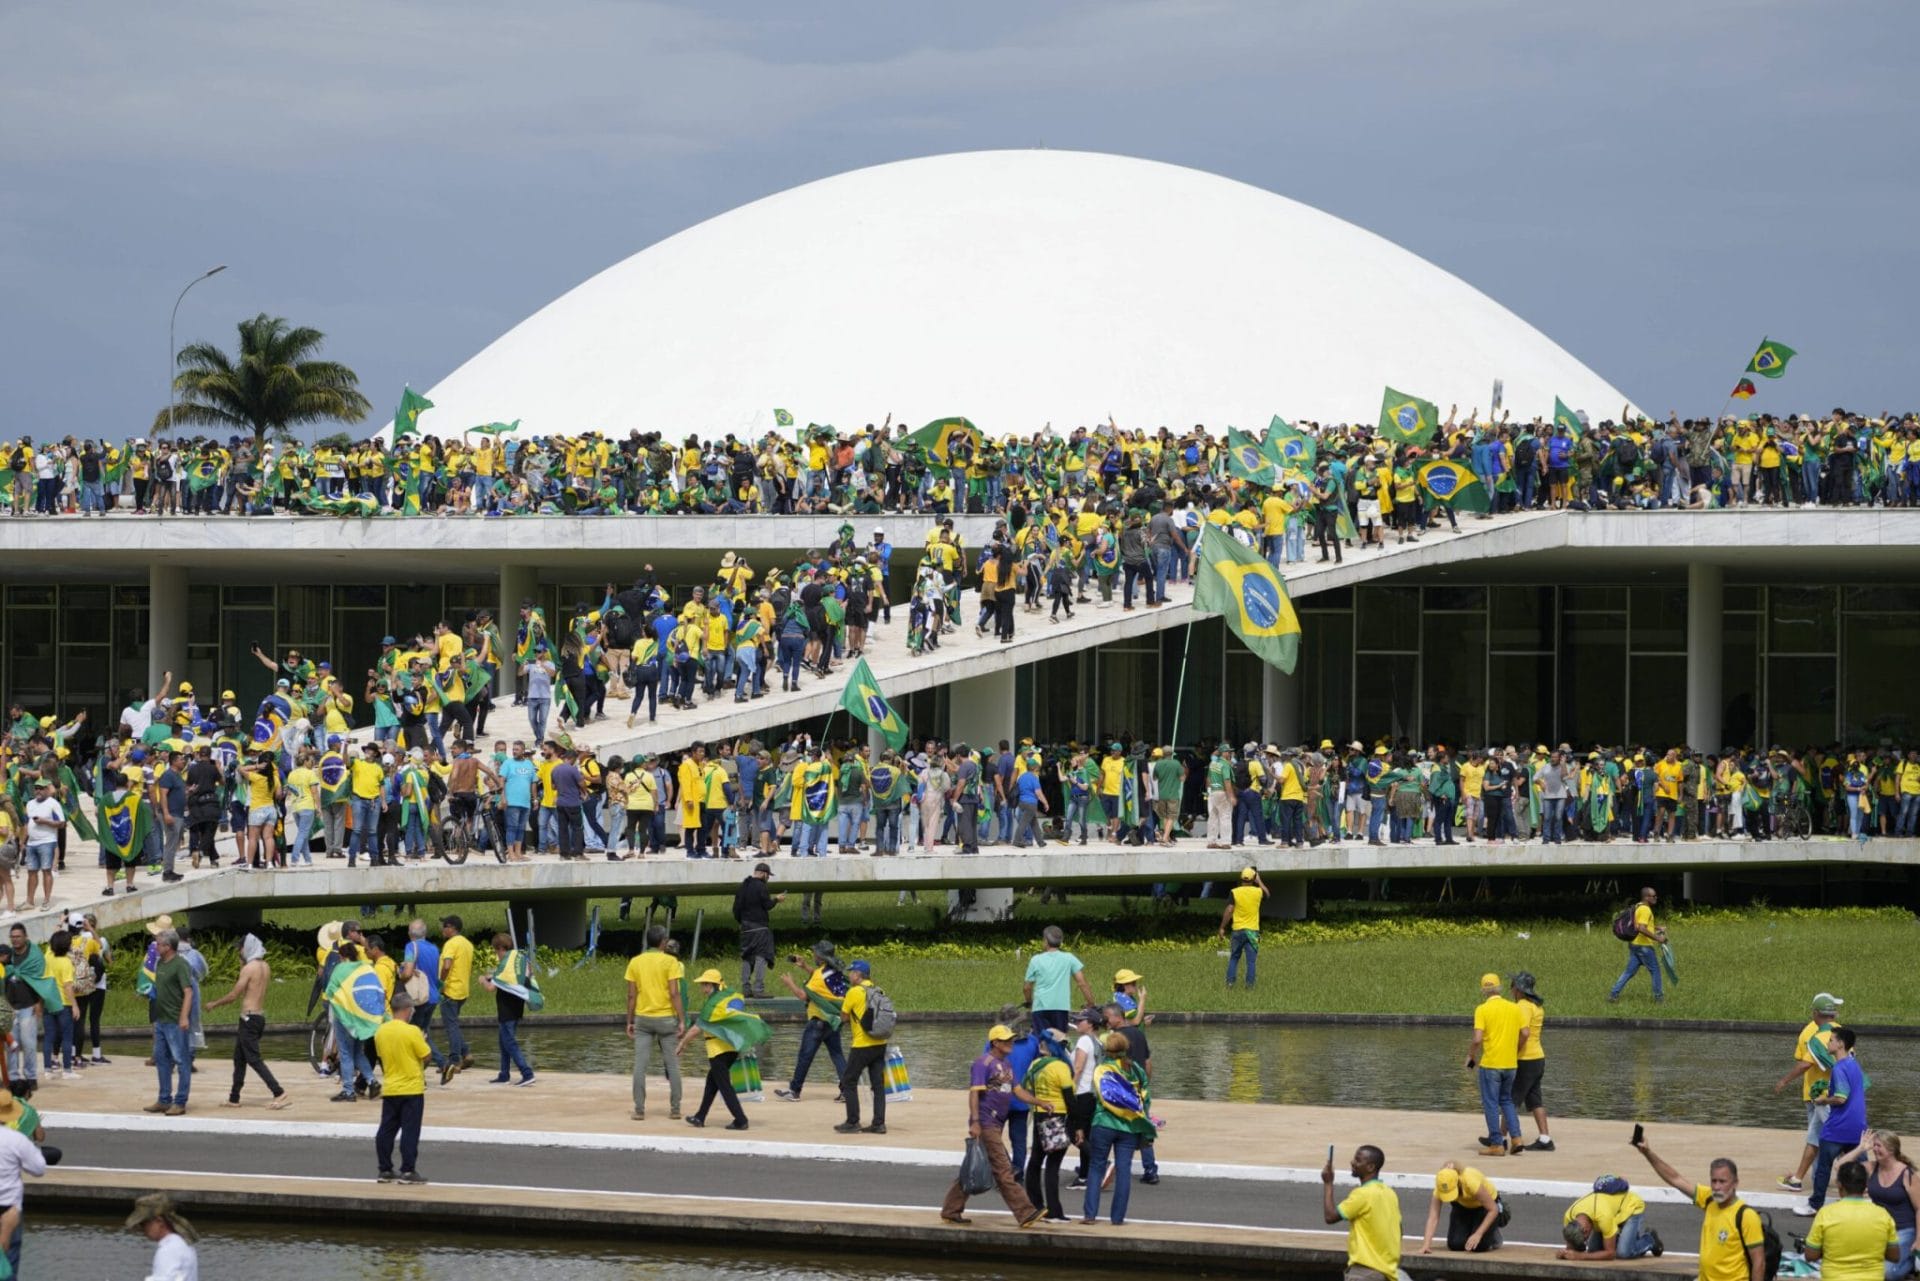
[957,1138,995,1196]
[729,1050,764,1103]
[884,1045,912,1103]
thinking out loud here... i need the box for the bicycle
[439,799,506,865]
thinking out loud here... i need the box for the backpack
[1614,437,1641,468]
[1611,904,1640,942]
[70,950,98,998]
[1514,437,1537,469]
[858,985,897,1039]
[1737,1204,1782,1281]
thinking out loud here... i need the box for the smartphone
[1326,1144,1335,1166]
[1630,1123,1644,1147]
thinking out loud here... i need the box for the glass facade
[1,578,1916,752]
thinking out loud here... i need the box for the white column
[149,563,189,697]
[946,665,1015,752]
[500,563,538,699]
[867,721,888,758]
[1262,664,1301,748]
[1686,563,1723,752]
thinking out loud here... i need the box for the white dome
[413,150,1636,438]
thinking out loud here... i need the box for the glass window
[113,586,150,610]
[337,585,387,609]
[5,607,54,709]
[445,584,496,618]
[388,585,446,645]
[1298,612,1353,744]
[60,585,110,638]
[1489,587,1554,650]
[59,644,108,707]
[1563,586,1626,612]
[1305,587,1351,610]
[1032,651,1084,747]
[1769,586,1837,654]
[1842,614,1920,744]
[189,587,219,646]
[1421,612,1486,749]
[1356,586,1419,652]
[1630,586,1687,653]
[223,586,274,607]
[1423,584,1486,612]
[1489,654,1554,746]
[1629,654,1687,746]
[1721,613,1760,750]
[1559,612,1625,745]
[1223,650,1264,749]
[1353,653,1418,744]
[1844,586,1920,613]
[6,586,54,608]
[1168,619,1223,747]
[1096,649,1160,744]
[1768,655,1836,746]
[278,585,330,648]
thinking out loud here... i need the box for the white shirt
[1073,1033,1101,1093]
[0,1125,46,1204]
[148,1232,199,1281]
[122,698,157,738]
[24,797,64,844]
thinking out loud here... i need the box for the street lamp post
[167,265,227,436]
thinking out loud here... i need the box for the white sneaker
[62,1071,78,1080]
[1791,1199,1815,1217]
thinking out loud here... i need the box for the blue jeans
[42,1007,75,1070]
[153,1020,193,1106]
[786,1018,846,1094]
[1890,1225,1916,1279]
[1008,1108,1028,1170]
[1085,1127,1139,1224]
[441,996,468,1061]
[1848,794,1869,839]
[1233,792,1268,845]
[80,480,104,513]
[1367,795,1386,843]
[795,822,827,857]
[733,648,758,700]
[628,669,659,720]
[526,697,549,746]
[1610,945,1663,999]
[496,1018,533,1081]
[1476,1066,1519,1145]
[349,797,380,864]
[838,803,868,851]
[874,808,901,854]
[1808,1136,1858,1211]
[1898,795,1920,838]
[1151,547,1173,601]
[1542,803,1564,844]
[777,635,805,685]
[1612,1211,1656,1260]
[290,808,315,863]
[333,1012,373,1094]
[1227,932,1258,986]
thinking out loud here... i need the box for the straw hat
[145,914,175,937]
[124,1192,199,1242]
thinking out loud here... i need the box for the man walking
[142,928,194,1116]
[398,920,451,1084]
[1608,886,1667,1004]
[624,924,685,1121]
[374,990,433,1184]
[732,861,782,998]
[1022,925,1099,1049]
[438,916,474,1071]
[1467,972,1524,1156]
[834,959,890,1135]
[1774,991,1843,1194]
[1797,1026,1867,1218]
[204,933,291,1109]
[940,1023,1044,1229]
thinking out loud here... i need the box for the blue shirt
[652,615,677,651]
[735,756,760,807]
[551,762,584,807]
[404,938,442,1004]
[1015,772,1043,806]
[500,757,536,809]
[1821,1057,1867,1146]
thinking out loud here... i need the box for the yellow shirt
[626,769,657,812]
[1795,1020,1838,1102]
[1653,759,1683,800]
[1447,1166,1498,1211]
[1473,994,1524,1070]
[1564,1190,1647,1241]
[1278,760,1306,802]
[436,631,463,671]
[1517,996,1544,1062]
[373,954,397,1010]
[285,767,319,812]
[1025,1055,1075,1115]
[350,758,385,801]
[1900,762,1920,796]
[1631,903,1659,946]
[842,980,886,1049]
[1337,1180,1401,1277]
[1693,1186,1766,1281]
[245,770,275,809]
[537,759,558,808]
[1229,885,1263,933]
[373,1018,431,1097]
[1260,494,1288,536]
[1460,760,1485,796]
[1806,1198,1900,1281]
[44,954,74,1008]
[624,950,685,1020]
[323,693,353,734]
[440,934,474,1001]
[802,966,840,1023]
[1098,756,1124,797]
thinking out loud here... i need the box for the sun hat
[124,1192,198,1242]
[694,968,725,986]
[1114,969,1143,985]
[146,914,176,937]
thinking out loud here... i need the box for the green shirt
[1150,756,1184,798]
[153,954,193,1023]
[1207,758,1234,793]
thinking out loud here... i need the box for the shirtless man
[206,934,291,1109]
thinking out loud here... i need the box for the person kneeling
[1417,1161,1506,1255]
[1556,1175,1663,1261]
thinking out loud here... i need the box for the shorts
[1357,500,1380,522]
[1804,1101,1830,1145]
[24,844,55,872]
[1656,797,1678,816]
[248,805,279,828]
[1154,798,1178,824]
[504,805,529,845]
[1344,791,1366,814]
[1513,1058,1545,1112]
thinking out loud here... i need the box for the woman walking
[676,969,766,1131]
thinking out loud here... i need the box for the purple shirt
[969,1052,1014,1131]
[551,762,584,807]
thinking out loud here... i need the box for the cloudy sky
[4,0,1912,438]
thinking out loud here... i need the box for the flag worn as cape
[696,987,771,1053]
[327,961,388,1039]
[94,756,151,866]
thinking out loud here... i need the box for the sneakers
[1791,1200,1815,1217]
[396,1170,428,1185]
[377,1170,397,1183]
[832,1121,863,1134]
[515,1075,537,1087]
[439,1063,458,1086]
[862,1123,887,1134]
[1776,1175,1804,1190]
[1648,1228,1664,1257]
[1524,1138,1555,1151]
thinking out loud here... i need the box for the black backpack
[1737,1204,1782,1280]
[1611,904,1639,942]
[1614,437,1641,467]
[1514,437,1537,469]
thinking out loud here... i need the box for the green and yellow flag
[1552,397,1585,438]
[1745,338,1796,380]
[393,386,434,438]
[773,408,794,428]
[696,988,771,1053]
[902,417,981,465]
[839,657,908,751]
[94,758,151,866]
[1225,428,1282,487]
[1378,387,1439,447]
[466,420,520,437]
[1191,525,1300,674]
[1417,459,1490,513]
[1265,415,1317,470]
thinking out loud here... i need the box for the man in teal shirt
[1022,924,1099,1052]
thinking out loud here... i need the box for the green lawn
[99,895,1920,1028]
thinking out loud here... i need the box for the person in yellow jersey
[1467,972,1524,1156]
[1417,1160,1506,1254]
[1774,991,1843,1193]
[1803,1159,1900,1280]
[833,959,890,1136]
[1215,867,1267,989]
[623,923,685,1121]
[1634,1137,1767,1281]
[1557,1177,1661,1260]
[1652,746,1685,841]
[1324,1143,1401,1281]
[1274,747,1309,847]
[373,989,433,1184]
[1608,885,1668,1004]
[437,915,474,1071]
[1509,972,1554,1151]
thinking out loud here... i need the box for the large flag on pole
[1744,338,1796,380]
[1225,428,1282,486]
[839,657,909,751]
[393,386,434,438]
[1264,415,1317,470]
[901,417,982,465]
[1417,459,1491,513]
[1377,387,1439,448]
[1552,397,1586,438]
[1191,525,1300,674]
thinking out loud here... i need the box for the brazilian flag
[466,419,521,437]
[1265,415,1317,470]
[839,657,908,751]
[319,749,350,807]
[328,961,388,1038]
[869,759,910,807]
[1417,459,1490,513]
[796,761,838,825]
[95,758,152,866]
[393,385,434,437]
[1378,386,1439,447]
[185,457,221,493]
[772,408,794,428]
[696,988,771,1053]
[1552,397,1586,438]
[1225,428,1282,487]
[1745,337,1796,380]
[902,416,982,466]
[1190,525,1300,674]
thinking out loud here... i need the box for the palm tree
[156,313,372,446]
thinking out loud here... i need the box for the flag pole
[1168,617,1196,751]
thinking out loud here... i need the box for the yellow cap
[1114,969,1142,985]
[179,682,193,693]
[1480,972,1502,990]
[987,1024,1016,1043]
[1241,866,1258,881]
[694,969,725,986]
[1435,1169,1462,1202]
